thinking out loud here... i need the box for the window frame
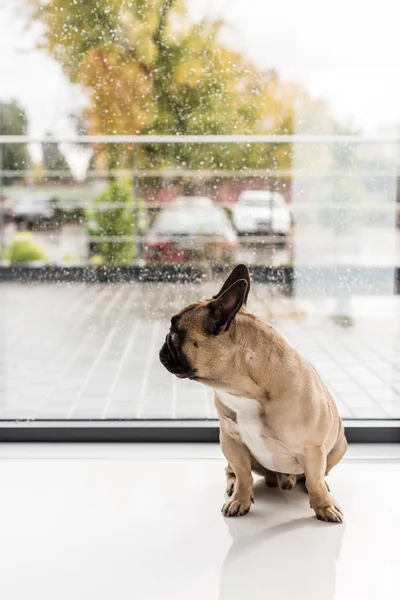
[0,420,398,443]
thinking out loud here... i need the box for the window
[0,1,399,441]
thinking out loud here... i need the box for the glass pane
[0,0,399,423]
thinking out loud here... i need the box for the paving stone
[0,408,36,420]
[335,394,378,409]
[354,408,389,418]
[344,366,385,387]
[1,282,400,421]
[378,403,400,418]
[104,411,139,419]
[37,405,72,419]
[329,381,366,395]
[68,408,104,419]
[368,388,400,402]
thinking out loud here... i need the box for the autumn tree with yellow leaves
[27,0,306,170]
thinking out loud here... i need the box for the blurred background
[0,0,399,423]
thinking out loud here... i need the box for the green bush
[90,254,105,266]
[63,251,79,263]
[87,178,135,266]
[5,232,48,263]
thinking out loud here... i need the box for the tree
[42,134,72,180]
[0,100,29,185]
[26,0,298,170]
[87,177,135,265]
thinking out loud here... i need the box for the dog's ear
[207,279,248,335]
[213,264,250,305]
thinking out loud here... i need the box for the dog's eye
[170,332,179,344]
[193,341,199,348]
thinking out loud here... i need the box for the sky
[0,0,399,138]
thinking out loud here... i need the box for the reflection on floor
[0,443,398,600]
[1,282,400,419]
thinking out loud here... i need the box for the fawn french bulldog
[159,264,347,522]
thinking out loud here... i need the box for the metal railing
[1,134,400,143]
[1,135,399,267]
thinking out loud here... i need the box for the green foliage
[90,254,105,266]
[5,232,48,263]
[0,100,30,185]
[62,251,79,262]
[27,0,300,170]
[42,135,72,180]
[87,178,135,265]
[59,207,85,225]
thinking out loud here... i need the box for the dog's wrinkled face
[159,264,250,383]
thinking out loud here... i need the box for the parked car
[13,193,57,229]
[0,195,15,224]
[231,190,292,242]
[173,195,215,209]
[145,197,237,264]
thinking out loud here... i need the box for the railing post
[132,143,139,259]
[0,144,4,260]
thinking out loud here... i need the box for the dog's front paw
[313,502,343,524]
[222,494,253,517]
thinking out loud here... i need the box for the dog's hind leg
[225,463,236,497]
[248,457,279,488]
[265,470,297,490]
[264,469,279,488]
[277,473,297,490]
[326,430,348,475]
[257,466,297,491]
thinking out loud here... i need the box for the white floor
[0,444,399,600]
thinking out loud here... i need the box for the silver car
[231,190,291,241]
[13,193,56,228]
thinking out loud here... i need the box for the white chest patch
[217,390,277,472]
[217,390,303,475]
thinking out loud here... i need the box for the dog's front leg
[220,430,254,517]
[301,445,343,523]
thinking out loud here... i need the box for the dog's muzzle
[159,335,194,379]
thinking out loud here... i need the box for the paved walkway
[1,282,400,420]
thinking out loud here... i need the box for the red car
[145,197,238,264]
[0,195,15,224]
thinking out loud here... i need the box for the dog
[159,264,347,522]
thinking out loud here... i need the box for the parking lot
[3,220,400,268]
[1,280,400,421]
[2,186,400,422]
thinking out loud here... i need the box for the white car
[13,193,56,228]
[231,190,292,241]
[172,195,215,209]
